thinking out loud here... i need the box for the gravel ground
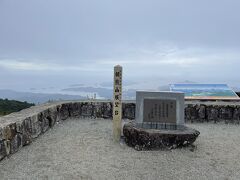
[0,118,240,180]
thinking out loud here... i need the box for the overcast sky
[0,0,240,92]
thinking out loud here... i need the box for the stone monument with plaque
[123,91,200,150]
[135,91,184,129]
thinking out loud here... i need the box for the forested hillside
[0,99,34,116]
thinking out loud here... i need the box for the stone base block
[123,122,200,150]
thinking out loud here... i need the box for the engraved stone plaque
[135,91,185,127]
[143,99,176,123]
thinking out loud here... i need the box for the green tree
[0,99,34,116]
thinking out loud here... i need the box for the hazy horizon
[1,0,240,95]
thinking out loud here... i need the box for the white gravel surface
[0,118,240,180]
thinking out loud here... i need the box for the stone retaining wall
[0,101,135,161]
[0,100,240,161]
[185,103,240,123]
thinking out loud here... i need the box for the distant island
[0,89,85,104]
[0,99,34,116]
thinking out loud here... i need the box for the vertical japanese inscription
[113,65,122,141]
[143,99,177,123]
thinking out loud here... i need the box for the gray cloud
[0,0,240,92]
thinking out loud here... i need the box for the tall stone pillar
[113,65,122,141]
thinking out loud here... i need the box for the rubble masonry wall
[0,100,239,161]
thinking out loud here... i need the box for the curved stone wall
[0,100,135,161]
[0,100,240,161]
